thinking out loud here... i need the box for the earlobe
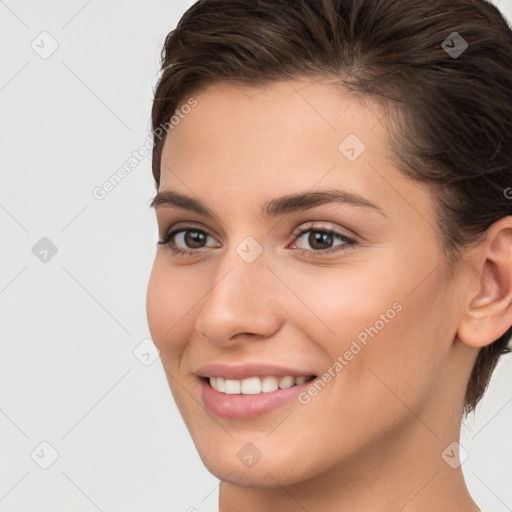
[457,216,512,348]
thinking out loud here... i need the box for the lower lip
[200,377,314,420]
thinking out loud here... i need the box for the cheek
[146,259,168,343]
[284,256,402,353]
[288,252,449,420]
[146,257,196,355]
[146,259,200,414]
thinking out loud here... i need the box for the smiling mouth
[203,375,316,395]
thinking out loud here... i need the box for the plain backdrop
[1,1,512,511]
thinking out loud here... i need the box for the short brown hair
[151,0,512,414]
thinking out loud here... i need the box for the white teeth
[224,379,241,394]
[213,377,225,392]
[278,376,294,389]
[241,376,261,395]
[208,375,312,394]
[261,376,279,393]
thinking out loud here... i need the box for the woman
[146,0,512,510]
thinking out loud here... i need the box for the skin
[146,78,512,511]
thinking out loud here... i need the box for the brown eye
[158,227,221,256]
[291,225,357,256]
[181,230,208,248]
[306,230,335,250]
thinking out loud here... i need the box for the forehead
[160,78,391,186]
[167,79,388,147]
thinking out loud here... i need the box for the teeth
[212,376,224,393]
[278,376,294,389]
[209,375,312,394]
[224,379,241,394]
[261,376,279,393]
[241,376,261,394]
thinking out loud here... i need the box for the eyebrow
[150,188,386,218]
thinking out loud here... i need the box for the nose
[194,242,282,346]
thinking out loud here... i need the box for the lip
[195,363,316,380]
[199,375,316,420]
[195,363,318,420]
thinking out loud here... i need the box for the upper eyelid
[155,206,362,234]
[161,221,350,237]
[291,221,355,237]
[161,222,219,241]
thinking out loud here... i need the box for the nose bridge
[194,236,280,342]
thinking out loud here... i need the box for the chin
[191,432,320,489]
[204,456,307,489]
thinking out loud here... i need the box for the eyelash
[157,222,357,258]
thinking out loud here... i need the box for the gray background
[1,1,511,511]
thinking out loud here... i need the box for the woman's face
[146,79,476,486]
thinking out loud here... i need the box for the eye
[289,222,357,257]
[157,222,358,258]
[157,227,220,256]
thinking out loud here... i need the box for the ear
[457,216,512,348]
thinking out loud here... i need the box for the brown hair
[151,0,512,414]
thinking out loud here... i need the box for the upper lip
[195,363,317,380]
